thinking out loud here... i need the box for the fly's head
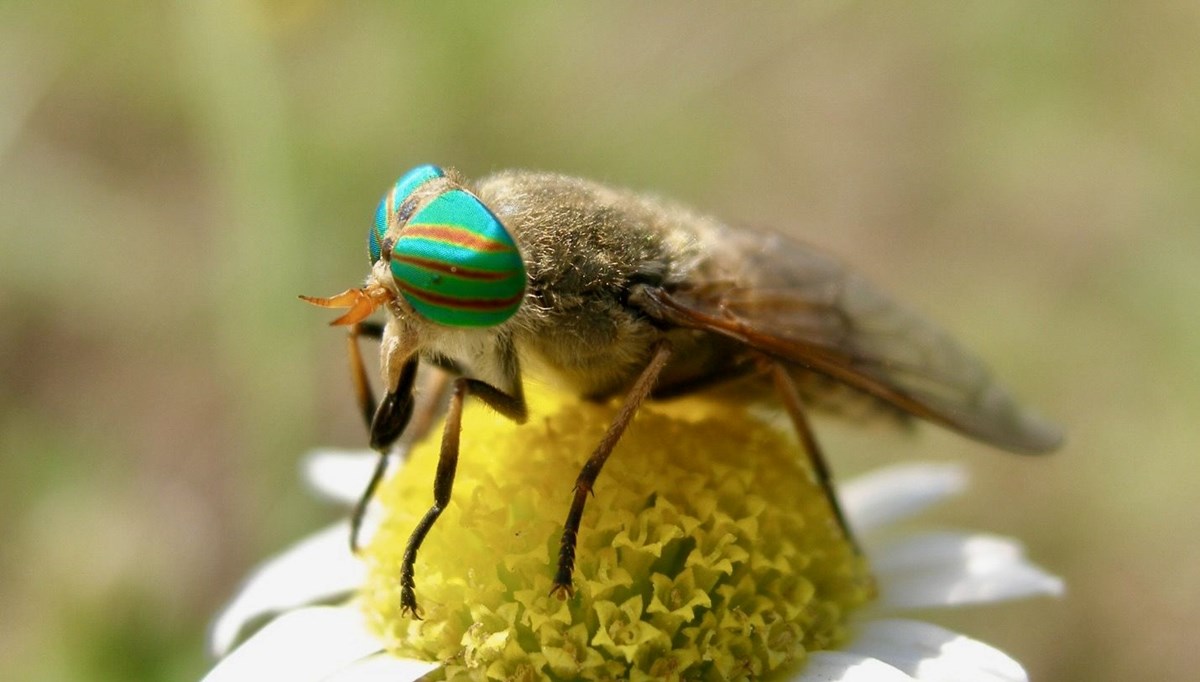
[302,165,528,387]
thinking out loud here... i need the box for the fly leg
[399,377,526,618]
[769,362,861,554]
[551,340,673,598]
[348,321,385,427]
[347,321,395,553]
[353,333,417,553]
[344,323,456,553]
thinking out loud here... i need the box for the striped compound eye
[389,187,526,328]
[370,164,445,264]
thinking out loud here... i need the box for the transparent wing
[636,231,1062,453]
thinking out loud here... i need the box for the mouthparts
[299,283,394,326]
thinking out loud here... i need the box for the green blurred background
[2,1,1197,680]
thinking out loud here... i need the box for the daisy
[204,389,1062,681]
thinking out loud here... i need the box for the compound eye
[390,189,526,328]
[369,195,387,263]
[368,164,445,264]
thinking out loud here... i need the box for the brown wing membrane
[633,233,1062,454]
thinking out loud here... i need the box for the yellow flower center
[363,386,873,680]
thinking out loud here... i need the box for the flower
[204,390,1062,681]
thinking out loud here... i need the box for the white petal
[840,463,967,534]
[846,619,1028,682]
[872,531,1064,609]
[790,651,916,681]
[323,653,441,681]
[304,448,385,505]
[203,606,384,682]
[209,521,367,656]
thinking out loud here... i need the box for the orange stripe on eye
[400,224,515,253]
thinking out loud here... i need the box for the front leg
[399,377,527,618]
[351,353,418,553]
[345,323,456,553]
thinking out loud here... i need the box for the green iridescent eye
[390,189,526,328]
[370,164,445,264]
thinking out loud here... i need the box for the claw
[549,581,575,601]
[399,588,424,620]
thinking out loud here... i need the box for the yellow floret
[363,385,873,680]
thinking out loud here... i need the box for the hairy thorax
[477,171,727,398]
[474,171,909,424]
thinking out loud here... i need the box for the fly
[301,164,1062,617]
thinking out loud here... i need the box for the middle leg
[551,339,674,598]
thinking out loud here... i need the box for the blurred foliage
[1,1,1197,680]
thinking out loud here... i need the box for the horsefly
[301,165,1061,617]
